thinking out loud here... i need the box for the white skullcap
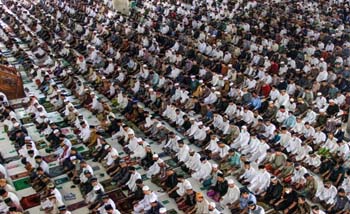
[199,80,204,83]
[209,202,216,208]
[184,183,192,190]
[317,92,322,96]
[14,123,20,127]
[40,112,46,117]
[142,186,150,191]
[53,129,60,134]
[94,185,101,191]
[156,123,163,128]
[242,125,247,130]
[198,121,203,125]
[228,179,234,184]
[223,77,228,80]
[157,159,164,164]
[104,144,110,149]
[149,197,157,203]
[159,208,167,213]
[25,136,31,141]
[228,64,232,67]
[174,83,179,86]
[153,154,159,158]
[212,163,218,168]
[329,99,335,103]
[190,75,195,78]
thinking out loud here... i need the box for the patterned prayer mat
[54,176,70,186]
[165,159,177,168]
[10,171,28,180]
[56,121,69,128]
[13,177,31,191]
[43,154,58,163]
[20,193,41,210]
[101,179,117,193]
[67,200,87,211]
[35,140,47,150]
[20,117,33,124]
[173,167,190,179]
[167,209,178,214]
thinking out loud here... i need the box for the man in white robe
[146,159,163,178]
[220,179,240,208]
[126,167,141,192]
[133,186,158,214]
[192,157,212,181]
[248,165,270,195]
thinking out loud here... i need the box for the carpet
[56,121,69,128]
[10,171,28,180]
[173,168,190,179]
[67,200,86,211]
[165,159,177,168]
[21,117,33,124]
[81,151,92,160]
[43,154,58,163]
[49,165,66,177]
[101,179,118,193]
[167,209,178,214]
[20,193,41,210]
[73,145,85,152]
[13,177,31,191]
[54,177,70,186]
[35,140,47,150]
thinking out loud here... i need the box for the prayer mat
[81,151,92,160]
[43,154,58,163]
[158,152,168,158]
[55,177,69,186]
[73,145,85,152]
[67,200,87,211]
[63,193,76,201]
[101,179,118,193]
[50,165,66,177]
[167,209,178,214]
[70,139,78,145]
[161,200,170,205]
[20,193,41,210]
[4,156,20,163]
[66,134,76,140]
[57,121,69,128]
[173,168,190,179]
[10,171,28,180]
[141,174,149,181]
[13,177,31,191]
[21,117,32,124]
[61,128,71,135]
[108,189,127,202]
[92,166,100,171]
[35,140,47,150]
[165,159,177,168]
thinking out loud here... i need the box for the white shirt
[126,172,142,192]
[192,161,212,180]
[104,148,119,166]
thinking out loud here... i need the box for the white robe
[126,172,142,192]
[192,161,212,180]
[133,192,158,214]
[220,186,240,207]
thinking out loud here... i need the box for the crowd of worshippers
[0,0,350,213]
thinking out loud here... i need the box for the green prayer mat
[21,117,32,124]
[101,179,118,193]
[0,137,5,141]
[13,177,31,191]
[57,121,69,128]
[165,159,177,168]
[161,200,169,205]
[173,168,190,179]
[141,174,149,181]
[167,209,178,214]
[50,165,66,177]
[66,134,76,140]
[54,177,70,186]
[73,146,85,152]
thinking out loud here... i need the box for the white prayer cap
[40,112,46,117]
[101,76,106,80]
[190,75,195,78]
[319,109,326,113]
[90,92,95,95]
[209,202,216,208]
[145,84,149,88]
[143,64,147,67]
[211,87,216,90]
[223,77,228,81]
[228,64,232,67]
[189,118,195,121]
[94,185,101,191]
[156,123,163,128]
[204,127,210,131]
[142,186,150,191]
[149,197,157,203]
[53,129,60,134]
[70,156,77,161]
[320,58,324,61]
[212,163,218,168]
[242,125,247,130]
[104,144,110,149]
[29,92,35,97]
[317,92,322,96]
[117,67,121,71]
[198,121,203,125]
[280,61,285,64]
[64,98,69,102]
[153,154,159,158]
[329,99,335,103]
[57,89,62,93]
[159,208,167,213]
[184,183,192,190]
[290,98,294,102]
[137,138,143,143]
[174,83,179,86]
[14,123,20,127]
[215,91,221,95]
[229,82,234,86]
[228,179,234,185]
[157,159,164,164]
[149,88,154,92]
[199,80,204,83]
[107,58,113,61]
[25,136,31,141]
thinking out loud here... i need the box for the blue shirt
[240,193,257,209]
[250,97,262,110]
